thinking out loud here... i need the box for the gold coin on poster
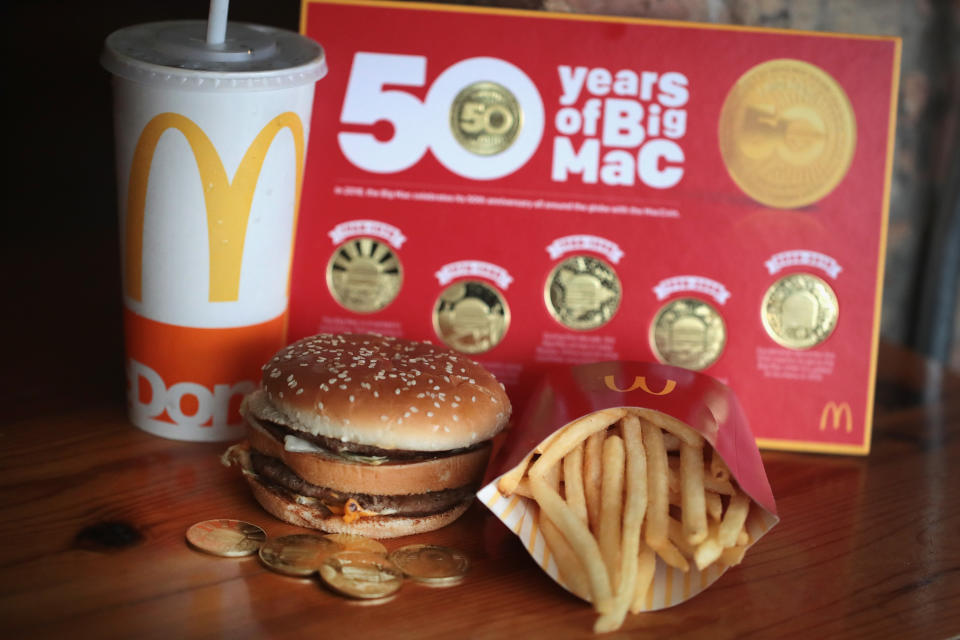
[433,280,510,354]
[450,81,522,156]
[761,273,839,349]
[544,255,622,331]
[327,237,402,313]
[718,59,856,209]
[650,298,727,371]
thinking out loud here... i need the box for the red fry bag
[477,361,778,612]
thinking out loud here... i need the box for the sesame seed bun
[254,333,511,451]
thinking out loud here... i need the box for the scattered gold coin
[389,544,470,586]
[323,533,388,556]
[259,534,343,577]
[185,519,266,557]
[319,551,404,600]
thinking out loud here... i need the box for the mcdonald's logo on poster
[119,109,309,440]
[819,401,853,433]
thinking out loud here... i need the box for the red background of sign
[292,0,899,453]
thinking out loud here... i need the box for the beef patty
[250,452,476,518]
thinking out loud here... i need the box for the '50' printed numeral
[338,53,545,180]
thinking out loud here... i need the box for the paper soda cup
[102,21,327,441]
[478,361,779,612]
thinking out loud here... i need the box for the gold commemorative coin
[388,544,470,586]
[327,237,402,313]
[433,280,510,354]
[450,81,522,156]
[718,58,856,209]
[323,533,388,556]
[761,273,839,349]
[185,519,266,557]
[545,255,621,331]
[319,551,404,600]
[258,535,343,577]
[650,298,727,371]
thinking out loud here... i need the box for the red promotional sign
[294,0,900,454]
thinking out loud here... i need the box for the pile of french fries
[497,407,758,633]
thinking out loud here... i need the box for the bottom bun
[244,474,472,538]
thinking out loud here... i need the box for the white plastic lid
[102,20,327,91]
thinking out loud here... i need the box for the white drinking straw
[206,0,230,45]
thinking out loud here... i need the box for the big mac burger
[225,333,511,538]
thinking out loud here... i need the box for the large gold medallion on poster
[545,255,622,331]
[450,81,522,156]
[433,280,510,354]
[718,59,856,209]
[761,273,839,349]
[650,298,727,371]
[327,237,403,313]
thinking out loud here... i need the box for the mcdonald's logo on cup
[111,78,320,441]
[819,401,853,433]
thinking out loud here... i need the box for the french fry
[513,477,536,500]
[693,522,724,570]
[539,512,593,602]
[718,492,751,547]
[584,430,605,531]
[629,547,657,615]
[563,444,588,525]
[667,464,680,495]
[636,409,702,447]
[543,457,562,494]
[641,420,669,550]
[680,441,708,545]
[662,432,682,451]
[667,457,736,496]
[719,544,747,568]
[529,409,626,480]
[529,475,614,615]
[705,491,723,522]
[737,529,749,547]
[599,415,648,629]
[709,452,731,482]
[655,539,690,572]
[667,516,697,559]
[598,435,625,590]
[498,450,535,496]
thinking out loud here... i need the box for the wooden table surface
[2,238,960,639]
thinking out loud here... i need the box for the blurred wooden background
[5,0,957,370]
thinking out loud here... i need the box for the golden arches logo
[603,375,677,396]
[819,401,853,433]
[124,112,305,302]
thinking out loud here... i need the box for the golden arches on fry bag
[508,408,757,634]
